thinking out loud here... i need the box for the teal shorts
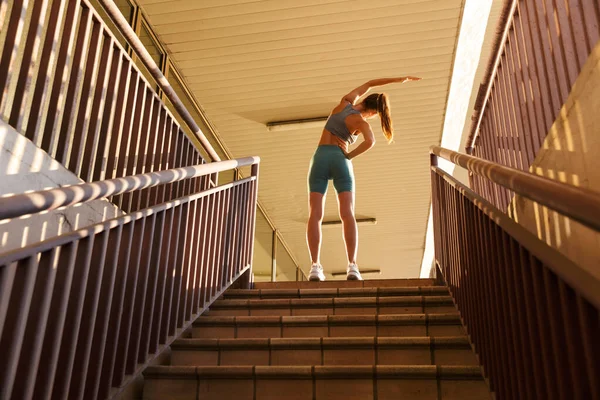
[307,145,354,194]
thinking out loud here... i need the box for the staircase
[142,279,493,400]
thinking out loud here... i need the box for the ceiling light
[322,218,377,227]
[266,116,328,132]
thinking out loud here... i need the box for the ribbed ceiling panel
[138,0,465,278]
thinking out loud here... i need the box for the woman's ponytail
[377,93,393,143]
[363,93,394,143]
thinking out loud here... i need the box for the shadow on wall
[0,120,122,253]
[509,42,600,281]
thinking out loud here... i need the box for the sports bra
[324,103,360,144]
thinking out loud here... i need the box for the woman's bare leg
[307,192,325,264]
[337,191,357,264]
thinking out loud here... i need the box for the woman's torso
[318,102,363,149]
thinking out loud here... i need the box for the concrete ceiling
[137,0,468,279]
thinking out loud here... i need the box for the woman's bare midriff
[318,129,348,150]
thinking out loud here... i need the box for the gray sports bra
[324,103,361,144]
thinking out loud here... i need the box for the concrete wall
[0,120,122,253]
[509,42,600,281]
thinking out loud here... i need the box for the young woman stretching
[306,76,421,281]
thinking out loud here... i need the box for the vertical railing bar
[93,42,124,182]
[541,266,571,399]
[530,0,568,112]
[143,98,163,209]
[149,108,168,207]
[478,211,500,391]
[50,235,95,400]
[528,253,559,399]
[25,0,69,147]
[199,193,214,308]
[229,184,241,284]
[210,190,225,299]
[504,235,534,400]
[67,228,110,400]
[517,245,549,399]
[521,0,558,136]
[165,124,180,202]
[97,220,133,400]
[509,13,536,167]
[177,198,197,327]
[204,192,220,305]
[125,214,157,373]
[0,256,39,400]
[513,7,544,156]
[41,0,80,157]
[12,248,60,400]
[575,296,600,399]
[11,0,53,137]
[494,60,518,172]
[4,0,46,126]
[0,0,16,55]
[130,89,156,212]
[187,197,204,319]
[150,208,174,354]
[0,0,27,119]
[137,210,166,364]
[517,2,548,153]
[54,7,93,166]
[503,34,528,172]
[112,217,146,386]
[168,203,188,335]
[83,224,123,400]
[113,69,140,208]
[493,224,519,397]
[121,80,148,212]
[32,241,78,400]
[104,57,132,183]
[194,195,209,311]
[67,15,103,176]
[216,188,231,292]
[557,281,587,400]
[80,33,115,182]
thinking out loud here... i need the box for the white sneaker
[308,263,326,282]
[346,263,363,281]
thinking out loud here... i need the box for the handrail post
[271,229,278,282]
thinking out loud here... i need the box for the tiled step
[252,278,437,289]
[222,286,450,300]
[143,365,491,400]
[205,296,456,317]
[170,336,478,367]
[192,313,464,339]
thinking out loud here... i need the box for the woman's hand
[338,144,351,160]
[402,76,421,83]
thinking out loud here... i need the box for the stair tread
[194,312,461,326]
[172,336,471,349]
[252,278,439,289]
[145,364,484,379]
[211,295,453,308]
[223,286,449,299]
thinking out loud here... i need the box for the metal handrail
[431,146,600,232]
[432,165,600,310]
[0,156,259,221]
[95,0,221,162]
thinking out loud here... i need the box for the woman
[306,76,421,281]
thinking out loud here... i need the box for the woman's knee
[339,206,355,222]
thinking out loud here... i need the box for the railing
[0,156,260,400]
[0,0,218,211]
[467,0,600,211]
[430,146,600,400]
